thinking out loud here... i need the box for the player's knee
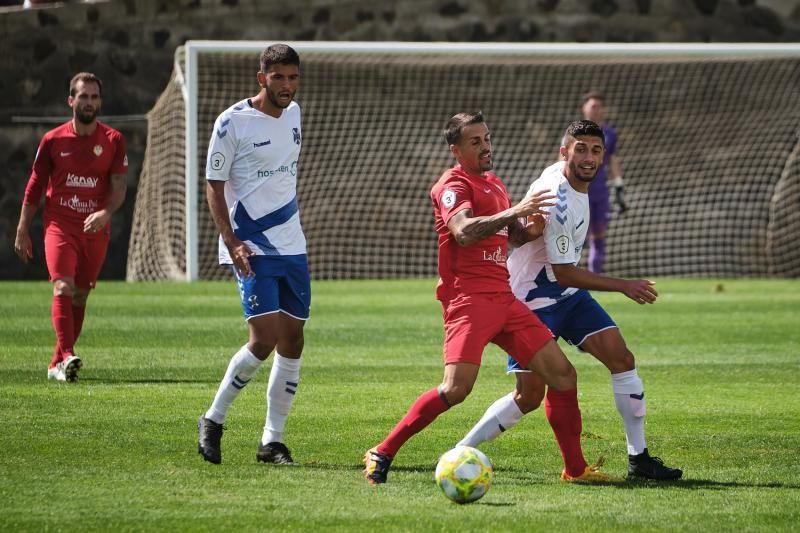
[72,289,89,307]
[607,349,635,373]
[439,381,472,406]
[513,386,544,414]
[550,364,577,391]
[52,279,75,298]
[247,339,275,360]
[278,332,304,357]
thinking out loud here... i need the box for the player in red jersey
[14,72,128,382]
[363,111,621,484]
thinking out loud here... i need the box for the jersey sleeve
[206,112,236,182]
[110,131,128,175]
[435,177,473,226]
[23,135,51,206]
[540,179,579,265]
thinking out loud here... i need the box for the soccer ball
[435,446,493,504]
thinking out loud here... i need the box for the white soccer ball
[435,446,493,504]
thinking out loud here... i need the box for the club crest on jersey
[292,128,301,145]
[442,189,456,209]
[93,144,103,156]
[556,235,570,254]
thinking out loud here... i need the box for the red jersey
[430,164,514,302]
[23,121,128,233]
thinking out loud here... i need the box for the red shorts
[44,223,110,289]
[441,292,554,367]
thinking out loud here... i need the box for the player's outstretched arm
[551,263,657,305]
[448,190,554,247]
[206,180,254,278]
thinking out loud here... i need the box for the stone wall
[1,0,799,279]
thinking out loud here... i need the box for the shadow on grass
[246,461,800,494]
[622,478,800,490]
[11,370,220,385]
[488,465,800,490]
[79,377,219,384]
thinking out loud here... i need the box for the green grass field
[1,279,799,531]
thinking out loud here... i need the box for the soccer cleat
[62,354,82,383]
[363,447,393,485]
[47,363,66,382]
[628,449,683,480]
[561,457,625,484]
[256,441,297,465]
[197,415,224,464]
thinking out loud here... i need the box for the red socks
[48,305,85,368]
[377,388,450,458]
[49,345,62,367]
[72,304,86,342]
[545,388,588,477]
[51,295,75,356]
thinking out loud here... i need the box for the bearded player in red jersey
[363,111,621,484]
[14,72,128,382]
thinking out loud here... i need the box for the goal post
[127,41,800,282]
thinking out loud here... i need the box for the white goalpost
[128,41,800,282]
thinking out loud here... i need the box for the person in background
[580,91,626,273]
[15,72,128,382]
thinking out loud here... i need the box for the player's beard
[267,87,295,109]
[570,160,596,183]
[478,151,493,171]
[75,105,98,125]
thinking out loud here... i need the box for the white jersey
[206,99,306,264]
[508,162,589,310]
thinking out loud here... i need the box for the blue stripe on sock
[630,392,645,400]
[231,375,251,390]
[284,387,296,395]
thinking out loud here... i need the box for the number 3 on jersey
[210,152,226,171]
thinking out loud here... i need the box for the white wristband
[611,176,624,188]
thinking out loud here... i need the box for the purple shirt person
[581,91,627,273]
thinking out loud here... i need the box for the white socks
[261,353,301,445]
[611,369,647,455]
[457,392,524,448]
[205,345,263,424]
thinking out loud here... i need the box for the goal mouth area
[127,42,800,281]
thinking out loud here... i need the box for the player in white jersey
[198,44,308,466]
[457,120,683,480]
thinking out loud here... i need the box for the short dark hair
[563,119,605,147]
[69,72,102,97]
[260,43,300,73]
[443,111,485,145]
[580,90,605,106]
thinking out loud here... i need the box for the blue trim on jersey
[234,196,299,235]
[524,266,571,303]
[248,232,278,256]
[232,197,299,256]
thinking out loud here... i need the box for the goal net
[127,42,800,281]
